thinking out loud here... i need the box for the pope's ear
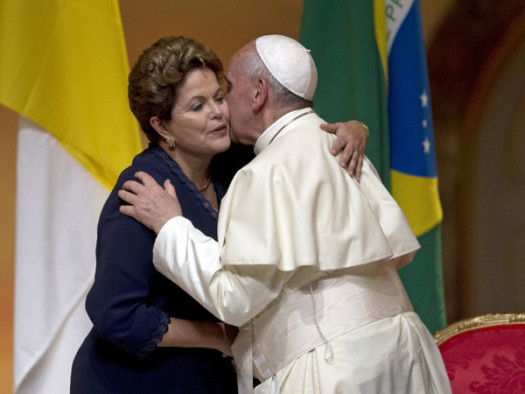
[252,77,268,111]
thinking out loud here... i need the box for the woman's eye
[215,96,224,104]
[191,104,203,112]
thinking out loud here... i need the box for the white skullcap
[255,35,318,101]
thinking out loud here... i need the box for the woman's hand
[159,318,238,358]
[321,120,369,182]
[216,323,239,357]
[119,171,182,234]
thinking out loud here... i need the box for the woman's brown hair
[128,36,224,142]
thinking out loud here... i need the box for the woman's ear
[150,116,169,141]
[252,77,268,111]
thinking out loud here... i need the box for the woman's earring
[166,138,176,149]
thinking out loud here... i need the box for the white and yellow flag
[0,1,141,392]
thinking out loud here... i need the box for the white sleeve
[153,216,222,317]
[153,216,290,326]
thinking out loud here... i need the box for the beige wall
[0,2,452,391]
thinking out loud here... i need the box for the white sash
[231,260,413,393]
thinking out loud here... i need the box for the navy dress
[71,145,237,393]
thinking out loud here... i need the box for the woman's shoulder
[114,145,173,188]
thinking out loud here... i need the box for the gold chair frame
[433,312,525,345]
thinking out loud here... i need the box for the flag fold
[0,1,141,392]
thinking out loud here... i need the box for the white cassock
[153,108,452,393]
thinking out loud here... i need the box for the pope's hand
[118,171,182,234]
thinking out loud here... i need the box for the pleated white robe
[153,109,451,393]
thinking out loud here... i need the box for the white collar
[253,108,314,155]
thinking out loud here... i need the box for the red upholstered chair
[433,313,525,393]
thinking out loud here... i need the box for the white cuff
[153,216,222,317]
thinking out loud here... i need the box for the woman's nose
[209,102,222,118]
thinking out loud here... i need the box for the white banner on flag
[15,117,108,393]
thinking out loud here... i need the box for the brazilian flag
[300,0,446,333]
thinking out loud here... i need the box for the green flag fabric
[300,0,446,333]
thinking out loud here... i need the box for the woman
[71,36,238,393]
[70,36,366,393]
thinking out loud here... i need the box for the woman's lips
[210,124,228,136]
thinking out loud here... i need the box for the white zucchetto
[255,35,318,101]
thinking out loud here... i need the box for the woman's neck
[160,144,212,189]
[160,143,218,210]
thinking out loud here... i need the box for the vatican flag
[0,1,142,392]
